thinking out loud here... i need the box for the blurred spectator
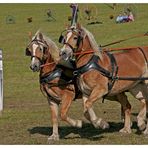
[128,11,134,22]
[116,11,134,23]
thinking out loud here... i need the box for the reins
[101,31,148,48]
[40,50,95,68]
[40,61,56,68]
[73,50,94,55]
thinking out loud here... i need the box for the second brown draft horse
[25,31,84,141]
[59,24,148,134]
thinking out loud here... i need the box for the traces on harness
[106,52,119,92]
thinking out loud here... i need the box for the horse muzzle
[59,49,72,61]
[30,63,40,72]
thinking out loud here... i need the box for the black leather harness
[73,53,118,92]
[40,67,79,104]
[40,68,63,104]
[73,48,148,93]
[40,69,62,84]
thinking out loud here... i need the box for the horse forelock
[81,27,102,59]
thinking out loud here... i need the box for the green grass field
[0,3,148,144]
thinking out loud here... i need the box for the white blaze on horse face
[31,44,38,65]
[61,32,73,52]
[61,32,73,61]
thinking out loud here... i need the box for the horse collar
[40,69,62,84]
[73,53,118,93]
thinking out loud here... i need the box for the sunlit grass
[0,3,148,144]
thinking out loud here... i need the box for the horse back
[112,47,148,76]
[101,46,148,94]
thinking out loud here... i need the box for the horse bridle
[59,28,83,52]
[25,39,48,63]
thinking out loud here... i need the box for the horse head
[25,31,50,72]
[59,24,84,60]
[59,24,102,61]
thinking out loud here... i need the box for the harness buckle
[73,70,78,76]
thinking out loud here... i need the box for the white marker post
[0,49,3,115]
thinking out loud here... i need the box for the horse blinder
[77,36,82,47]
[58,34,65,44]
[25,47,31,56]
[43,46,47,54]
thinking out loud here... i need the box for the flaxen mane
[35,30,60,62]
[81,27,102,59]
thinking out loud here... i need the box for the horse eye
[39,46,43,51]
[73,37,78,40]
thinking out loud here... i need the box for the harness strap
[106,52,118,92]
[40,68,74,87]
[43,87,61,105]
[74,52,148,92]
[40,69,62,84]
[138,47,148,65]
[74,55,111,77]
[40,67,79,103]
[40,69,62,104]
[73,54,117,93]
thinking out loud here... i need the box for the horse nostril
[30,65,33,70]
[60,51,65,56]
[63,52,66,55]
[30,64,39,72]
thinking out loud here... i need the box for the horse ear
[28,31,32,40]
[65,24,70,29]
[38,32,43,40]
[77,23,81,29]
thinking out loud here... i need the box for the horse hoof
[76,120,82,128]
[119,127,131,134]
[47,134,59,143]
[92,118,110,129]
[138,123,146,131]
[143,129,148,135]
[100,120,110,129]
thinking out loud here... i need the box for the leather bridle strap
[31,55,42,63]
[64,42,78,52]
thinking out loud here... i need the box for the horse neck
[76,36,94,68]
[40,52,57,77]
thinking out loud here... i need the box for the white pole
[0,49,3,115]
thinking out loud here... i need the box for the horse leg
[143,100,148,135]
[143,81,148,135]
[60,92,82,128]
[85,85,107,109]
[116,93,132,134]
[82,95,109,129]
[83,95,96,122]
[129,83,147,132]
[47,100,59,141]
[84,86,110,129]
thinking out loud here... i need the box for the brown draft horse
[25,31,84,141]
[59,24,148,134]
